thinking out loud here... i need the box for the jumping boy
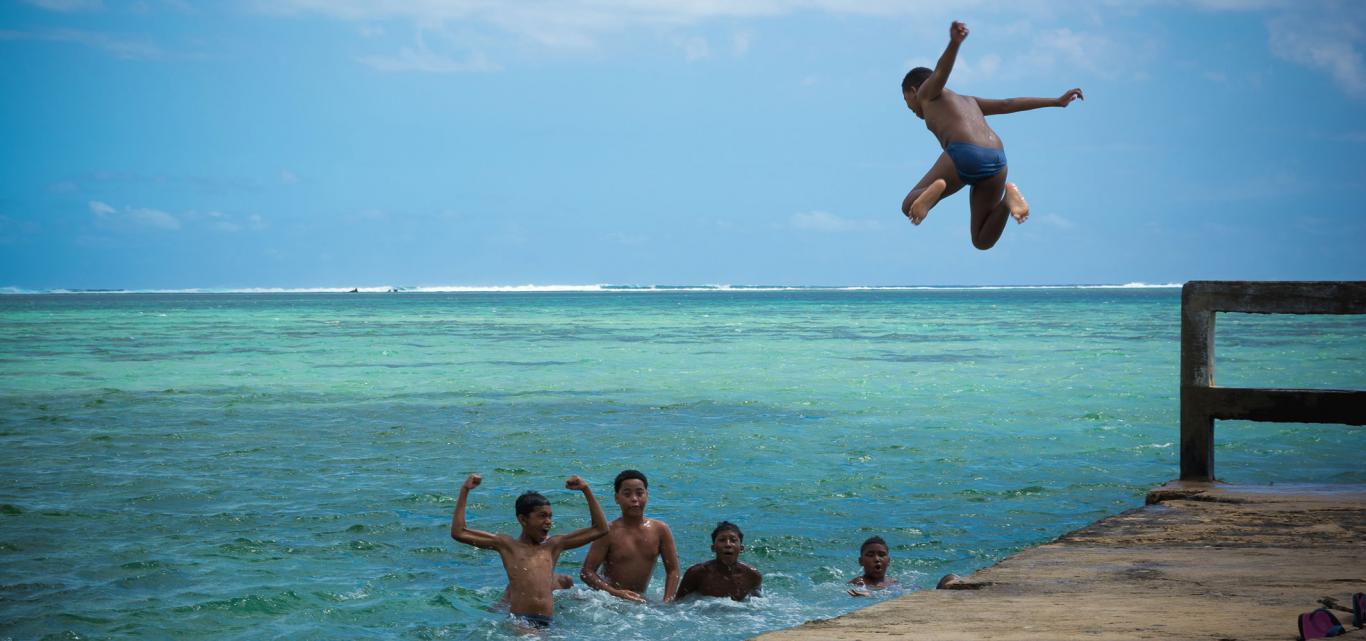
[901,20,1084,250]
[676,521,762,601]
[580,470,682,602]
[847,535,898,596]
[450,473,609,629]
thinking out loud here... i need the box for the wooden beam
[1183,281,1366,315]
[1189,387,1366,425]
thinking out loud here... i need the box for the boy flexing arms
[580,470,682,602]
[451,473,608,629]
[901,20,1084,250]
[676,521,762,601]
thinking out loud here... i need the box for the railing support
[1178,281,1366,482]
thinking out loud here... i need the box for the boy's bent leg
[968,169,1012,250]
[902,152,963,225]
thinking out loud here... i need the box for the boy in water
[676,521,762,601]
[901,20,1084,250]
[580,470,682,602]
[451,473,609,629]
[847,535,898,596]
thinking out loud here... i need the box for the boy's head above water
[712,521,743,543]
[901,66,933,118]
[860,535,887,554]
[710,521,744,563]
[613,469,649,516]
[613,469,647,493]
[858,536,890,577]
[515,491,552,538]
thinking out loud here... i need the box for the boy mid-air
[450,473,609,629]
[901,20,1084,250]
[580,469,682,602]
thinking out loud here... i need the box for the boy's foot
[1004,183,1029,223]
[907,179,946,225]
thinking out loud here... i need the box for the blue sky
[2,0,1364,289]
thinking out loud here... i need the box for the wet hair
[614,469,648,493]
[515,491,550,516]
[902,67,932,93]
[711,521,743,543]
[860,535,888,553]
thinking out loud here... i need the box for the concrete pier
[750,482,1366,641]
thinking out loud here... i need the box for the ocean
[2,287,1362,641]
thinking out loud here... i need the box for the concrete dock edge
[748,482,1366,641]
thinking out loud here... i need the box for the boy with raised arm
[580,470,682,602]
[676,521,762,602]
[900,20,1084,250]
[451,473,609,629]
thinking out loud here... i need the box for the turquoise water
[2,289,1363,641]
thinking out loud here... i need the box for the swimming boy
[901,20,1084,250]
[580,469,682,602]
[847,535,898,596]
[676,521,762,601]
[451,473,609,629]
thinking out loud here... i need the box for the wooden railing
[1180,281,1366,481]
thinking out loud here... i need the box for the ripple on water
[173,589,307,615]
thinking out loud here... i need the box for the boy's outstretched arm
[450,473,502,549]
[918,21,969,102]
[975,88,1084,116]
[553,475,610,550]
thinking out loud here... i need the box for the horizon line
[0,282,1186,295]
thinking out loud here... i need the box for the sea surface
[2,287,1363,641]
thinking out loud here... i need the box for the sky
[2,0,1365,289]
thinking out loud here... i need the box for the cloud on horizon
[88,200,267,233]
[0,28,162,60]
[1268,10,1366,99]
[788,211,883,233]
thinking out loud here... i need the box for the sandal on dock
[1299,608,1346,640]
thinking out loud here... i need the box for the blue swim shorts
[511,612,553,629]
[945,142,1007,186]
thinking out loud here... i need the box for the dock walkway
[751,482,1366,641]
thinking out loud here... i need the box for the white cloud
[1034,213,1076,230]
[357,47,499,73]
[127,207,181,230]
[0,28,161,60]
[604,232,647,245]
[1023,27,1116,75]
[88,202,266,233]
[680,35,710,61]
[732,31,752,56]
[789,211,883,232]
[346,208,389,223]
[280,169,301,184]
[1268,12,1366,99]
[89,200,116,217]
[21,0,103,12]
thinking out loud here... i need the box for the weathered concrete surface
[751,482,1366,641]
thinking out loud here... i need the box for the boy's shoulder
[683,559,717,574]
